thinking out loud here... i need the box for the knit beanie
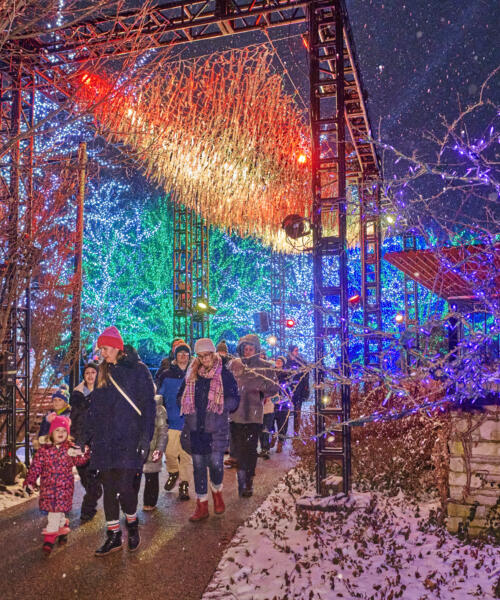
[276,356,287,365]
[51,387,70,404]
[174,343,191,358]
[194,338,216,354]
[48,414,71,435]
[83,362,99,375]
[97,326,124,350]
[216,340,228,354]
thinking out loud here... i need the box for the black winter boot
[178,481,190,501]
[242,474,254,497]
[164,471,179,491]
[126,519,141,552]
[237,470,246,497]
[95,530,122,556]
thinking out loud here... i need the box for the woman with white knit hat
[179,338,240,522]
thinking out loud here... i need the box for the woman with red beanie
[84,326,155,556]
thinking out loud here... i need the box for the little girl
[25,415,89,555]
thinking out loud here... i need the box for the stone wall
[447,404,500,537]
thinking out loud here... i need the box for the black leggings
[231,422,262,476]
[139,472,159,507]
[100,468,141,521]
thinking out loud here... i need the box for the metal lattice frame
[0,65,34,483]
[270,251,286,356]
[360,180,382,369]
[402,232,420,366]
[172,202,209,347]
[310,0,351,496]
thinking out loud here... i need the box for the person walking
[285,345,310,435]
[179,338,239,522]
[36,386,71,448]
[158,342,193,500]
[230,334,278,497]
[85,326,155,556]
[140,394,168,511]
[273,356,291,453]
[24,415,89,555]
[70,362,102,522]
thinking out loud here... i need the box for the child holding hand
[25,415,89,555]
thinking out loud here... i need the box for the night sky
[171,0,499,171]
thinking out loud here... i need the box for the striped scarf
[181,353,224,415]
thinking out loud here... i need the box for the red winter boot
[189,499,209,522]
[212,490,225,515]
[42,533,58,555]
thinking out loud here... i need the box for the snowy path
[0,451,294,600]
[204,469,499,600]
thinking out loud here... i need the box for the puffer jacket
[84,345,155,471]
[230,334,279,424]
[143,395,168,473]
[25,441,89,512]
[179,365,240,454]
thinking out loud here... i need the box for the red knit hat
[48,415,71,436]
[97,326,124,350]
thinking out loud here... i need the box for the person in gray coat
[230,334,279,497]
[140,394,168,511]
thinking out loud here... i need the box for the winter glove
[136,438,150,462]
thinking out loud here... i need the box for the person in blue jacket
[178,338,240,522]
[158,342,193,500]
[84,326,155,557]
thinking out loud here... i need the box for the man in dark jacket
[158,343,193,500]
[285,345,310,434]
[70,362,102,522]
[230,334,279,497]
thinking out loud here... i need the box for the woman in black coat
[178,338,239,522]
[85,326,155,556]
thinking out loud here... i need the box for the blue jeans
[192,451,224,497]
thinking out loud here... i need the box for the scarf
[181,353,224,415]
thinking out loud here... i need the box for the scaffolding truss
[172,202,210,347]
[0,65,35,483]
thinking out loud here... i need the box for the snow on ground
[0,481,35,512]
[203,469,499,600]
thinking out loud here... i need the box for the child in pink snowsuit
[25,414,89,555]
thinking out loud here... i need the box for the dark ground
[0,449,294,600]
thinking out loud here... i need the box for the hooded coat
[158,362,188,431]
[84,345,155,471]
[25,441,89,512]
[230,334,279,425]
[70,381,94,447]
[143,395,169,474]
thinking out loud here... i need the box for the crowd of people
[25,326,310,556]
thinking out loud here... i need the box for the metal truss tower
[360,180,382,370]
[172,202,210,347]
[0,65,34,483]
[402,231,420,367]
[270,251,286,356]
[309,0,351,496]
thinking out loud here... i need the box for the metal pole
[69,142,87,392]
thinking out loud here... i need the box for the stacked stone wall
[447,404,500,537]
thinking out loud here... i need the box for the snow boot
[270,434,277,449]
[276,441,284,453]
[242,475,254,498]
[126,519,141,552]
[95,530,123,557]
[224,457,238,468]
[212,490,225,515]
[164,471,179,491]
[189,499,209,522]
[259,449,270,460]
[237,469,246,497]
[178,481,190,501]
[42,533,57,556]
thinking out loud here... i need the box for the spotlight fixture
[395,313,404,323]
[285,318,296,328]
[282,214,310,240]
[266,334,277,346]
[348,293,361,305]
[194,298,217,315]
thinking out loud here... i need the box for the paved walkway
[0,450,294,600]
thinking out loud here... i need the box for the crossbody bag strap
[108,373,142,417]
